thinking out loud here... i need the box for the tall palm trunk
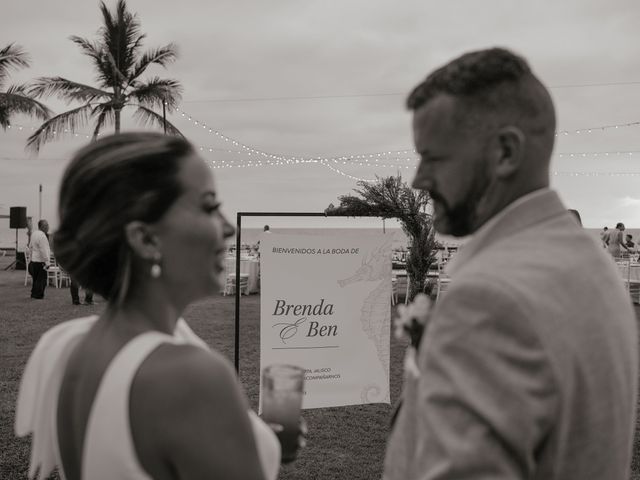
[114,85,122,133]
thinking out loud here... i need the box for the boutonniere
[393,293,432,349]
[393,293,433,378]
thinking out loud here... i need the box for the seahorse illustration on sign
[337,239,392,403]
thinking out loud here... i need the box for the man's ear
[124,221,161,260]
[495,126,525,179]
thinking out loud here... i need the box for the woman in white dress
[15,132,291,479]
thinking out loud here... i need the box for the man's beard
[432,163,492,237]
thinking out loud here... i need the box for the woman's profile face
[153,153,234,302]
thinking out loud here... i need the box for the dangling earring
[150,253,162,279]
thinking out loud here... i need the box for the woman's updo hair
[53,132,195,302]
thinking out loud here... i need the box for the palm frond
[68,36,113,86]
[0,85,52,129]
[104,50,129,88]
[128,77,182,109]
[123,27,145,73]
[129,44,178,83]
[130,104,183,136]
[99,0,143,79]
[0,43,30,85]
[90,104,115,140]
[69,36,102,64]
[0,108,9,128]
[118,1,145,66]
[97,3,121,87]
[26,103,96,153]
[28,77,111,103]
[126,34,147,68]
[90,51,118,89]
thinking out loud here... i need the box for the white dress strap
[82,331,177,480]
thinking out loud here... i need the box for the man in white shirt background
[29,219,51,299]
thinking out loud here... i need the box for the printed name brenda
[272,299,338,341]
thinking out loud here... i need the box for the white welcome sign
[260,233,392,409]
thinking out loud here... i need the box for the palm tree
[0,44,52,129]
[27,0,182,152]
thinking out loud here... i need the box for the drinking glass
[261,364,305,462]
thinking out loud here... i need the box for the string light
[6,113,640,146]
[552,171,640,177]
[556,151,638,158]
[554,121,640,136]
[319,160,374,182]
[176,107,640,144]
[4,123,102,140]
[179,107,422,165]
[203,149,640,179]
[7,112,640,161]
[5,112,640,180]
[176,107,300,163]
[177,108,640,163]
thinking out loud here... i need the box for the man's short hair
[406,47,554,135]
[37,219,47,230]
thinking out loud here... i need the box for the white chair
[436,260,452,301]
[618,257,640,303]
[47,254,61,288]
[391,278,398,306]
[58,267,71,288]
[392,273,409,304]
[223,273,250,296]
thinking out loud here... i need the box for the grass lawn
[1,255,639,479]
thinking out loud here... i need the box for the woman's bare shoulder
[130,343,263,479]
[134,342,241,405]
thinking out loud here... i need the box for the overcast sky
[1,0,639,230]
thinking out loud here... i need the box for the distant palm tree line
[1,0,183,153]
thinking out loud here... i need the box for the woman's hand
[265,417,307,463]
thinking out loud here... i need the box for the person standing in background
[608,222,631,258]
[257,225,272,258]
[600,226,610,248]
[625,234,635,250]
[69,277,94,305]
[29,219,50,299]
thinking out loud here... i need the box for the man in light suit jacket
[383,48,638,479]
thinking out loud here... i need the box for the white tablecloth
[618,262,640,282]
[618,262,640,303]
[225,258,260,293]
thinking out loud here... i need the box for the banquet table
[392,269,440,303]
[392,270,409,302]
[617,262,640,303]
[225,257,260,293]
